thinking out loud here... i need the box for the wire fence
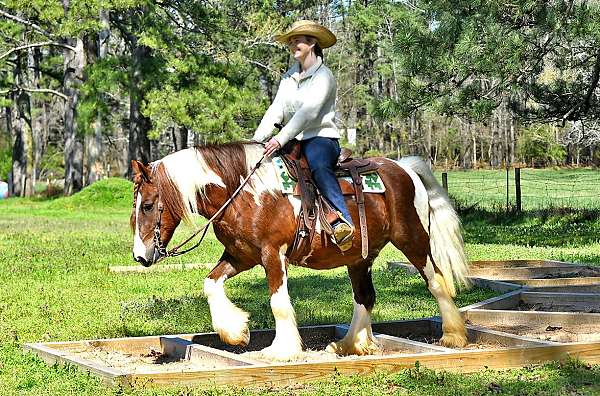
[434,168,600,211]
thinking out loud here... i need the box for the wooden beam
[533,285,600,293]
[125,342,600,387]
[460,290,522,311]
[510,277,600,287]
[109,263,213,274]
[469,260,574,269]
[465,309,600,327]
[521,291,600,305]
[23,343,126,386]
[467,277,522,293]
[469,266,591,279]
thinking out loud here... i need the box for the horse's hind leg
[203,252,250,346]
[397,236,467,348]
[260,245,302,361]
[326,263,379,356]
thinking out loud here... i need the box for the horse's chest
[213,223,256,255]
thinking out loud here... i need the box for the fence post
[506,166,509,212]
[442,172,448,192]
[515,167,522,212]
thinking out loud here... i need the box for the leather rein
[149,154,266,262]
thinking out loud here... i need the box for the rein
[153,153,266,261]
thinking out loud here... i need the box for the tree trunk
[85,11,109,185]
[63,37,85,195]
[10,53,34,197]
[29,47,45,188]
[127,44,152,177]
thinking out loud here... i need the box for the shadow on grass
[116,268,496,338]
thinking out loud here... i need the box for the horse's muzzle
[133,253,152,267]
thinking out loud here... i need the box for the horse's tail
[397,157,470,297]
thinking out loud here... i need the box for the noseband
[142,154,266,262]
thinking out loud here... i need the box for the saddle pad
[272,156,386,195]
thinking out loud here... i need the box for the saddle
[277,140,380,261]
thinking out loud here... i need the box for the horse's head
[130,160,180,266]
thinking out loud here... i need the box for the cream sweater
[252,57,340,146]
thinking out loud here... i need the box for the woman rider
[253,20,354,251]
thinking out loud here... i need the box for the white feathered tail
[398,157,470,297]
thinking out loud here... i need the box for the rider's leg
[301,137,354,249]
[301,137,353,225]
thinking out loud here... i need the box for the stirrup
[333,222,354,252]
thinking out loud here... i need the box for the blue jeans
[300,137,353,226]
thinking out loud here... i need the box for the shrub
[517,124,565,166]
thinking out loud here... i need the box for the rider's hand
[263,138,281,157]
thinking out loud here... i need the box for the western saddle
[277,140,380,262]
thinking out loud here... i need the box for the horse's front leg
[326,263,380,356]
[260,245,303,361]
[203,252,250,346]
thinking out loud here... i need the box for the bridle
[139,154,266,263]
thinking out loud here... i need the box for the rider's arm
[272,69,335,147]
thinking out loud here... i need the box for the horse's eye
[143,203,154,212]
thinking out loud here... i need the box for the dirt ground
[483,323,600,343]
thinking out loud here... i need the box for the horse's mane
[196,142,249,194]
[152,141,269,221]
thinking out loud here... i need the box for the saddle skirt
[274,141,383,261]
[272,157,386,196]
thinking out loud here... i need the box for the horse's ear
[131,160,151,182]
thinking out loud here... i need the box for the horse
[130,142,470,360]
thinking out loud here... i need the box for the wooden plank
[371,319,436,337]
[511,277,600,287]
[467,277,522,293]
[109,263,213,274]
[532,285,600,293]
[159,336,262,366]
[374,334,451,353]
[469,266,590,280]
[160,336,193,359]
[459,290,522,312]
[187,344,262,366]
[125,342,600,387]
[23,343,127,386]
[521,292,600,305]
[465,309,600,327]
[469,260,567,269]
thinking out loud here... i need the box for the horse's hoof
[260,343,301,362]
[215,309,250,346]
[326,339,379,356]
[439,332,468,348]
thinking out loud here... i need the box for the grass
[437,168,600,210]
[1,177,600,395]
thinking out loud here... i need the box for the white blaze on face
[133,192,148,259]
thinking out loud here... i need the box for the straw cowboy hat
[274,20,337,48]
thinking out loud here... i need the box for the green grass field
[1,177,600,395]
[436,168,600,210]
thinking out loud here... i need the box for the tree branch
[0,41,76,60]
[0,8,53,37]
[0,86,67,100]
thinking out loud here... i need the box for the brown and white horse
[131,142,470,360]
